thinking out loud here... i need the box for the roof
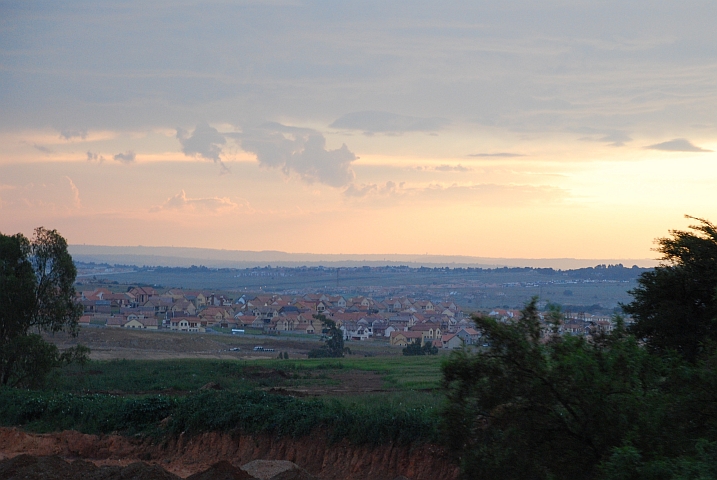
[390,330,423,339]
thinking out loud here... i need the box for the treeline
[537,263,651,281]
[76,262,652,281]
[442,217,717,479]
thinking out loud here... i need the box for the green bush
[0,387,439,445]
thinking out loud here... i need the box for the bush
[403,340,438,356]
[0,387,439,445]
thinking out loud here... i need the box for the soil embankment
[0,427,458,480]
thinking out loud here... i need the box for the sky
[1,1,716,261]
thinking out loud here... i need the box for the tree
[402,339,438,356]
[0,227,87,387]
[441,299,674,480]
[623,216,717,362]
[307,314,345,358]
[441,219,717,479]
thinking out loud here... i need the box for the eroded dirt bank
[0,427,459,480]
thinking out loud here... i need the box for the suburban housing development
[77,286,622,350]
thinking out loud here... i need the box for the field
[46,327,444,397]
[1,328,446,447]
[48,326,415,360]
[47,354,444,398]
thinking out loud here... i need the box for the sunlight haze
[1,1,716,262]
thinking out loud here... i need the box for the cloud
[86,151,106,163]
[176,123,229,173]
[644,138,712,152]
[330,111,450,134]
[417,183,566,206]
[59,129,88,140]
[65,176,82,208]
[435,164,472,172]
[343,180,565,206]
[151,190,240,214]
[344,181,400,198]
[0,179,84,212]
[113,151,136,163]
[468,152,526,158]
[592,132,633,147]
[33,144,53,154]
[574,128,632,147]
[239,123,357,187]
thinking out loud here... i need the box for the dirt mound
[186,460,256,480]
[0,427,459,479]
[0,454,179,479]
[242,460,316,480]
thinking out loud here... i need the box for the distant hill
[68,245,659,270]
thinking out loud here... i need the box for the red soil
[0,427,459,480]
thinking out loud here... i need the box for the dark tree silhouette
[623,216,717,362]
[0,227,87,387]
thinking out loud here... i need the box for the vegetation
[402,339,438,356]
[9,221,716,477]
[0,356,443,446]
[442,217,717,479]
[623,216,717,362]
[307,315,345,358]
[0,227,87,388]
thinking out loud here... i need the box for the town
[77,284,623,351]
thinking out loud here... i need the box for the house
[341,320,370,341]
[408,322,442,341]
[273,314,302,332]
[414,300,435,311]
[372,320,388,337]
[387,299,403,312]
[171,300,197,316]
[441,333,464,349]
[182,291,209,308]
[331,296,347,308]
[199,306,234,326]
[128,286,156,305]
[235,315,257,328]
[455,327,481,345]
[143,297,171,315]
[251,317,267,329]
[170,317,202,332]
[217,316,238,329]
[123,314,159,330]
[294,322,316,334]
[390,330,424,347]
[106,316,127,328]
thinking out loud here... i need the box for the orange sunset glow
[1,3,716,265]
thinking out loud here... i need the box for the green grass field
[1,355,447,445]
[48,355,444,393]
